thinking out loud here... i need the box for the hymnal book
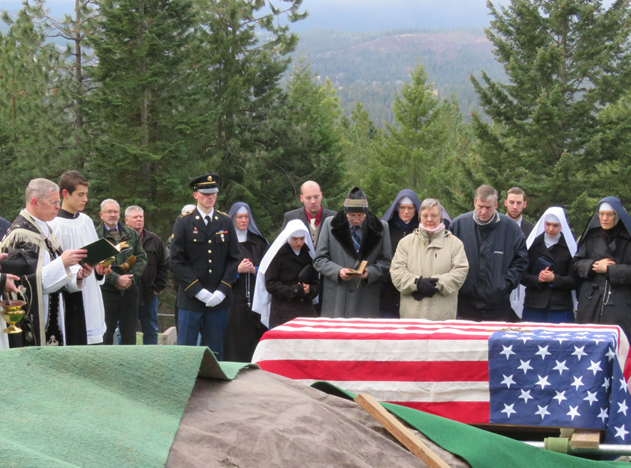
[346,260,368,276]
[80,239,128,267]
[533,256,554,276]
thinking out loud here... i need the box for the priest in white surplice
[0,178,93,349]
[50,171,108,345]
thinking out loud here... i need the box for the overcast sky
[0,0,616,32]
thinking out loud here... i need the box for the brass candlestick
[1,300,26,334]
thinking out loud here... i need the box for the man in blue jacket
[450,185,528,322]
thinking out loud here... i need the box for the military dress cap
[190,173,219,194]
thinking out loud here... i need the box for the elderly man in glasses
[96,198,147,345]
[314,187,392,318]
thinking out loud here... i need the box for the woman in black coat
[224,202,269,362]
[264,224,320,328]
[572,197,631,341]
[521,208,576,323]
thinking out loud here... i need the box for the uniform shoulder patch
[217,210,230,217]
[181,210,193,217]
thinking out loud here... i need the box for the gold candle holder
[0,300,26,334]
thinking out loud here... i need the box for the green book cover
[81,238,120,267]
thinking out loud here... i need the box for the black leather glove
[412,277,439,301]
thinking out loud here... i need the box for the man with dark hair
[504,187,534,238]
[1,178,92,347]
[450,184,528,322]
[125,205,168,345]
[97,199,147,345]
[314,186,392,318]
[169,173,240,358]
[50,170,108,345]
[282,180,336,245]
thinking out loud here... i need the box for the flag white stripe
[253,338,489,362]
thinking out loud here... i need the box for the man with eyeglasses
[96,199,147,345]
[572,197,631,341]
[314,186,392,318]
[0,178,93,348]
[450,184,528,323]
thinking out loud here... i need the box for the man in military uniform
[170,173,240,358]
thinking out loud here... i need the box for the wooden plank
[354,393,451,468]
[570,430,600,449]
[559,428,574,439]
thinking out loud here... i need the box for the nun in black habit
[223,202,269,362]
[572,197,631,341]
[380,190,451,318]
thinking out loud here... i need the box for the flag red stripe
[257,360,489,382]
[388,401,490,425]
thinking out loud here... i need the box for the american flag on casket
[252,318,631,443]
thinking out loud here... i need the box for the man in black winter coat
[125,205,168,345]
[450,185,528,322]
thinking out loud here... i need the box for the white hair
[100,199,120,211]
[125,205,143,217]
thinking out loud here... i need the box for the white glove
[206,290,226,308]
[195,289,212,304]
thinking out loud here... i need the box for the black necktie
[205,215,211,225]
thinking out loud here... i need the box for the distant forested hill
[291,28,506,126]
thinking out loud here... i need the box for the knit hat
[344,187,369,213]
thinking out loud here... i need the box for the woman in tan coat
[390,198,469,320]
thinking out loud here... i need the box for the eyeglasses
[346,213,366,220]
[420,214,441,220]
[398,206,415,212]
[103,210,120,215]
[39,199,60,207]
[599,212,616,219]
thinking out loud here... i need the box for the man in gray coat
[314,187,392,318]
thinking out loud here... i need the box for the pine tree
[341,101,378,188]
[0,10,67,217]
[185,0,307,233]
[23,0,100,166]
[363,62,457,216]
[84,0,196,235]
[470,0,631,227]
[260,62,345,231]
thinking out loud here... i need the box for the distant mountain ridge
[291,28,506,126]
[0,0,506,126]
